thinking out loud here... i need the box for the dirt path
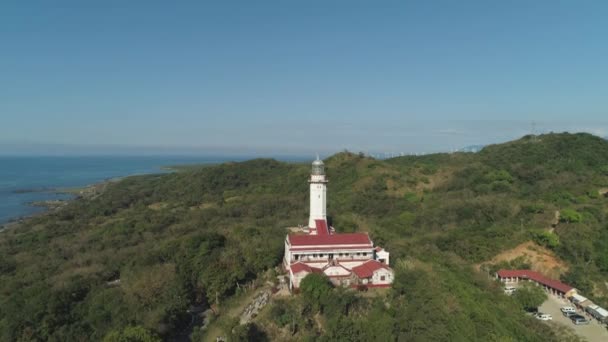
[202,286,271,342]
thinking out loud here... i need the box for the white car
[535,313,553,321]
[504,286,517,295]
[560,306,576,314]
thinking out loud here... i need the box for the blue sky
[1,1,607,155]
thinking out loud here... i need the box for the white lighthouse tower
[308,156,328,231]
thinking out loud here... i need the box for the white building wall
[376,249,390,266]
[308,179,327,228]
[283,240,291,269]
[290,271,309,289]
[290,249,373,261]
[371,268,394,285]
[323,266,351,277]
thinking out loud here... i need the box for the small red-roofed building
[352,260,394,287]
[289,262,323,289]
[496,269,577,298]
[284,158,393,289]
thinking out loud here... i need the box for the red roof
[496,269,573,293]
[289,246,373,251]
[290,262,322,274]
[315,219,329,235]
[288,233,372,247]
[352,260,389,278]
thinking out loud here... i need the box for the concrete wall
[376,249,390,265]
[308,178,327,228]
[290,270,308,289]
[323,265,351,277]
[371,268,394,285]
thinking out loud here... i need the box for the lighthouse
[283,156,394,289]
[308,156,328,231]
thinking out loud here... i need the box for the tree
[103,326,161,342]
[512,283,547,311]
[299,273,333,312]
[230,323,268,342]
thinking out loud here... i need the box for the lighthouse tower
[308,156,328,232]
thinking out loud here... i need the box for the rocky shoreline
[28,199,70,210]
[0,178,119,232]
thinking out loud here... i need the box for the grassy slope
[0,133,607,341]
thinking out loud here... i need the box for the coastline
[0,177,123,233]
[0,159,233,232]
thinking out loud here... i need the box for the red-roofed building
[289,262,323,288]
[284,158,393,289]
[352,260,393,287]
[496,269,577,298]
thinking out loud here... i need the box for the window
[294,255,299,260]
[362,253,367,257]
[319,254,324,258]
[381,276,386,281]
[313,254,317,258]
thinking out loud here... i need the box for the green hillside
[1,133,607,341]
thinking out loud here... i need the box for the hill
[1,133,607,341]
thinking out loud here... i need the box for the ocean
[0,155,252,225]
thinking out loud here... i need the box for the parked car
[504,286,517,295]
[560,306,576,314]
[535,313,552,321]
[570,315,590,325]
[563,311,577,318]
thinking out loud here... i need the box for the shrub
[531,230,560,249]
[560,209,582,223]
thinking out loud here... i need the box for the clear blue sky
[1,1,607,155]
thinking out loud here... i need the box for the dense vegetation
[1,133,607,341]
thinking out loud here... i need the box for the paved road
[539,295,608,342]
